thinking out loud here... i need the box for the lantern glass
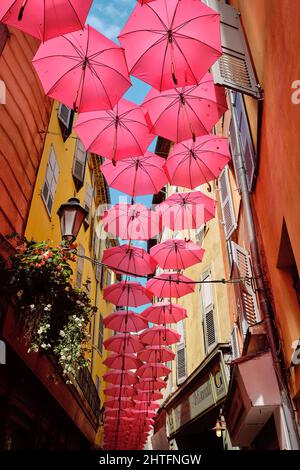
[57,198,88,243]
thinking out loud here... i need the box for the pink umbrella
[157,191,215,230]
[104,310,148,333]
[134,401,160,411]
[0,0,92,42]
[104,333,144,354]
[101,153,168,200]
[134,391,163,401]
[104,385,135,398]
[32,25,131,113]
[103,281,153,307]
[142,73,227,143]
[119,0,221,91]
[75,99,154,163]
[103,353,143,370]
[137,1,155,4]
[142,302,187,325]
[104,398,134,410]
[150,239,205,270]
[102,244,157,276]
[101,203,160,241]
[165,135,231,189]
[103,370,138,386]
[105,409,135,418]
[136,363,171,378]
[138,345,175,363]
[140,326,180,346]
[135,378,167,391]
[146,273,196,298]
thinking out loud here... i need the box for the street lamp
[212,419,226,438]
[57,197,88,244]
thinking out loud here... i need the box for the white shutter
[42,146,59,216]
[230,324,240,360]
[84,183,93,224]
[202,0,261,98]
[176,321,186,385]
[58,103,72,128]
[231,242,260,335]
[72,140,86,182]
[75,245,85,288]
[218,166,237,240]
[201,272,217,352]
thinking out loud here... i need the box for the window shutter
[230,324,240,360]
[202,0,261,98]
[98,315,104,354]
[84,183,93,224]
[72,139,86,183]
[106,269,112,287]
[218,166,237,239]
[96,230,104,283]
[95,375,100,395]
[58,103,74,141]
[75,245,85,288]
[0,23,8,56]
[201,272,217,353]
[42,146,59,216]
[176,321,186,385]
[231,242,260,335]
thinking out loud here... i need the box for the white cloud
[87,14,121,40]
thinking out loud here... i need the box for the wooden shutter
[201,272,217,353]
[84,183,93,224]
[218,166,237,240]
[231,242,260,335]
[58,103,74,141]
[96,230,104,283]
[98,315,104,354]
[72,139,86,183]
[95,375,100,396]
[75,245,85,288]
[203,0,261,98]
[106,269,112,287]
[42,146,59,216]
[176,321,186,385]
[230,324,240,360]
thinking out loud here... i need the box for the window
[230,324,240,360]
[229,92,257,192]
[231,242,260,335]
[58,103,74,141]
[41,146,59,216]
[202,0,261,98]
[98,315,104,354]
[106,269,112,288]
[72,139,86,189]
[75,245,85,288]
[0,23,8,56]
[176,320,186,385]
[84,183,93,226]
[201,271,217,353]
[95,375,100,396]
[218,166,237,240]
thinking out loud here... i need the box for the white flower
[41,343,47,349]
[37,328,43,335]
[30,304,35,309]
[47,304,52,309]
[59,330,65,337]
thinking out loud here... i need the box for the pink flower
[57,264,62,271]
[36,263,41,268]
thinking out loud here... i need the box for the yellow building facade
[25,101,115,448]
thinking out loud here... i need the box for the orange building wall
[0,26,52,236]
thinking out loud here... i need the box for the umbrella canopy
[101,203,160,241]
[104,333,144,354]
[157,191,215,230]
[103,281,153,307]
[104,385,135,398]
[135,378,167,391]
[138,345,176,363]
[104,409,135,418]
[103,370,138,386]
[134,401,160,411]
[165,135,231,189]
[102,244,157,276]
[104,398,134,410]
[103,310,148,333]
[0,0,92,42]
[140,326,180,346]
[150,239,205,270]
[32,25,131,113]
[101,153,168,199]
[136,363,171,378]
[103,353,143,370]
[146,273,196,298]
[119,0,221,91]
[75,99,154,163]
[134,390,163,401]
[142,73,227,143]
[142,302,187,325]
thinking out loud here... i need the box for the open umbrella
[103,310,148,333]
[103,370,138,386]
[150,239,205,270]
[101,203,160,241]
[136,363,171,378]
[104,385,135,398]
[134,391,163,401]
[103,281,153,307]
[101,153,168,200]
[138,345,176,363]
[119,0,221,91]
[104,398,134,410]
[140,326,180,346]
[75,99,154,163]
[157,191,215,230]
[104,333,144,354]
[146,273,196,298]
[135,378,167,391]
[102,244,157,276]
[103,353,143,370]
[142,73,227,143]
[165,135,231,189]
[134,401,160,411]
[142,302,187,325]
[33,25,131,113]
[0,0,92,42]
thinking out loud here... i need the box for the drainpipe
[229,90,300,449]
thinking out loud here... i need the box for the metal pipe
[229,90,300,449]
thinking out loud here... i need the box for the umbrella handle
[18,0,28,21]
